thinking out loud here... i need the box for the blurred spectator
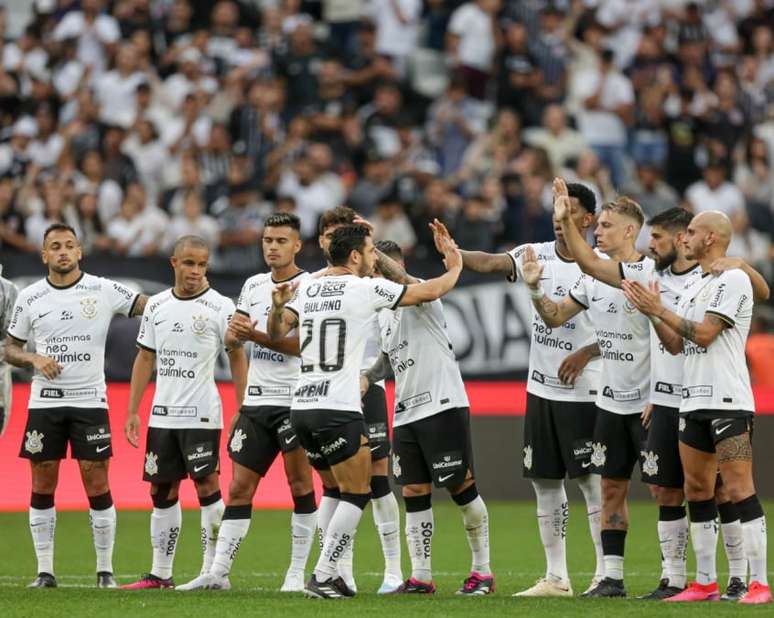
[74,149,123,223]
[277,146,344,238]
[570,48,634,188]
[323,0,365,57]
[427,78,488,177]
[93,42,147,127]
[164,190,220,253]
[371,0,422,77]
[0,117,35,178]
[451,194,498,252]
[26,177,76,248]
[734,136,774,233]
[528,4,569,105]
[106,183,167,256]
[371,193,416,254]
[523,104,586,171]
[273,20,323,117]
[0,175,34,253]
[664,88,701,195]
[28,104,64,170]
[447,0,501,100]
[53,0,121,75]
[685,161,746,225]
[122,117,167,206]
[72,191,110,255]
[214,181,265,273]
[497,20,542,126]
[622,164,679,220]
[348,152,395,220]
[456,108,522,190]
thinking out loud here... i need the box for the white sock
[200,498,225,575]
[658,517,688,589]
[337,534,355,586]
[317,493,339,551]
[741,516,767,585]
[29,507,56,575]
[90,506,116,574]
[289,511,317,573]
[577,474,604,580]
[690,520,718,585]
[211,517,250,578]
[150,502,182,580]
[372,493,402,579]
[721,520,746,582]
[533,480,569,582]
[405,508,433,582]
[604,555,624,580]
[315,501,364,581]
[459,495,491,576]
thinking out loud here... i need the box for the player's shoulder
[145,288,174,313]
[241,272,270,290]
[509,241,554,261]
[715,267,752,290]
[16,277,50,303]
[200,287,234,311]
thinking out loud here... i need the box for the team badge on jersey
[641,450,659,476]
[80,297,98,319]
[191,315,208,335]
[145,452,159,476]
[24,430,44,454]
[230,429,246,453]
[392,453,401,478]
[523,445,533,470]
[590,442,607,467]
[623,299,637,314]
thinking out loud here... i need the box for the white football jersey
[137,287,235,429]
[676,269,754,413]
[379,297,469,427]
[507,242,601,402]
[288,275,406,412]
[650,264,703,408]
[569,257,655,415]
[235,270,307,408]
[8,273,138,409]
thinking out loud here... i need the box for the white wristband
[649,315,662,325]
[529,284,545,300]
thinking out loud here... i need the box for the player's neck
[607,244,640,263]
[554,239,573,261]
[698,249,726,274]
[47,267,82,288]
[173,282,208,298]
[670,253,696,273]
[327,265,356,277]
[271,263,302,282]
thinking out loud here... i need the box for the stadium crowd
[0,0,771,279]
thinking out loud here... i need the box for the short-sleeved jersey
[235,270,307,408]
[288,275,406,412]
[569,257,655,415]
[379,297,469,427]
[506,242,601,402]
[676,269,754,413]
[137,287,235,429]
[649,264,703,407]
[8,273,138,409]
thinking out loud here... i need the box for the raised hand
[352,215,374,234]
[708,256,743,276]
[272,280,299,309]
[520,245,544,288]
[552,177,571,221]
[228,313,256,342]
[429,218,452,255]
[621,279,663,316]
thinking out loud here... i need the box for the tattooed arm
[360,353,393,397]
[520,245,584,327]
[130,294,148,318]
[375,249,419,284]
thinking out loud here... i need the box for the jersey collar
[271,269,306,284]
[46,272,84,290]
[670,262,701,277]
[172,286,210,301]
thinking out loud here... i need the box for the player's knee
[228,477,255,503]
[648,484,661,501]
[601,480,627,505]
[151,483,178,508]
[31,474,57,494]
[719,473,755,504]
[288,477,312,497]
[658,487,684,506]
[194,474,220,497]
[402,483,430,498]
[683,474,711,501]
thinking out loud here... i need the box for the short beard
[654,248,678,271]
[49,262,77,275]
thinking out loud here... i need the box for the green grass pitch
[1,501,772,616]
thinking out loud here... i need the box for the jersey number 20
[300,318,347,373]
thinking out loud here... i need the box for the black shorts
[522,394,597,480]
[362,384,390,461]
[679,410,754,454]
[640,405,684,488]
[290,409,368,471]
[591,408,647,479]
[228,406,300,476]
[392,407,473,489]
[20,407,112,461]
[143,427,221,483]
